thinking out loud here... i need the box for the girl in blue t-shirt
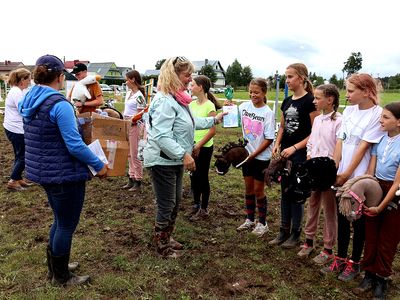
[354,102,400,299]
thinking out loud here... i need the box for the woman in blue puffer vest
[18,55,107,286]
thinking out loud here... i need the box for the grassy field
[1,109,400,299]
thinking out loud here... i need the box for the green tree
[241,66,253,87]
[155,59,166,70]
[342,52,363,76]
[329,74,339,86]
[226,59,243,88]
[199,64,217,84]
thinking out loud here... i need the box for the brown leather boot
[6,179,26,191]
[154,227,181,258]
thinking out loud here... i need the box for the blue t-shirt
[372,134,400,181]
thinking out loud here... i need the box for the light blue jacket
[143,92,215,167]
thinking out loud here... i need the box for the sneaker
[237,219,255,231]
[338,259,360,282]
[297,243,314,258]
[320,256,347,275]
[189,208,209,221]
[185,205,200,217]
[251,222,269,237]
[313,250,334,265]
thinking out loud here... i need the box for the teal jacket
[143,92,215,167]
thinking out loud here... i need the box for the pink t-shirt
[307,111,342,158]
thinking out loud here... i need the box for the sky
[2,0,399,80]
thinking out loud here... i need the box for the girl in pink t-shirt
[297,84,342,265]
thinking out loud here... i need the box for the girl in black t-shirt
[269,63,318,249]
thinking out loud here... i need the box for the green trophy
[224,85,234,101]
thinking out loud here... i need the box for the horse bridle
[348,190,375,218]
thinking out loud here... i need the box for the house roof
[0,61,24,72]
[87,62,119,78]
[118,67,133,78]
[192,60,225,76]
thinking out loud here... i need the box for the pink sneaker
[320,256,347,275]
[313,250,334,265]
[297,243,314,258]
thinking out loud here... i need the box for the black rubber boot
[373,275,388,300]
[353,271,376,294]
[268,227,290,245]
[281,229,301,249]
[122,177,134,189]
[51,254,89,286]
[46,245,79,280]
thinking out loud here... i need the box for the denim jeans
[280,149,306,231]
[4,128,25,180]
[42,181,86,256]
[148,165,184,230]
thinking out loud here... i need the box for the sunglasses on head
[173,56,188,65]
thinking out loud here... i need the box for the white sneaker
[251,222,269,237]
[237,219,255,231]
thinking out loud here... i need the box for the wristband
[293,145,297,151]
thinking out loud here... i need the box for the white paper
[87,139,109,175]
[222,105,239,128]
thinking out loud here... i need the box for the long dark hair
[126,70,146,98]
[193,75,221,109]
[315,84,340,120]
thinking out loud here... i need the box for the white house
[192,59,226,87]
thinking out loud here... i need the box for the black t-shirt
[280,92,315,150]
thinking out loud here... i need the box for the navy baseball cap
[71,63,87,74]
[36,54,66,73]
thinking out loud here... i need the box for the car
[109,84,122,92]
[215,87,226,93]
[100,84,113,92]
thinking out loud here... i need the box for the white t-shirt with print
[337,104,384,177]
[239,101,275,161]
[3,86,25,134]
[123,90,146,117]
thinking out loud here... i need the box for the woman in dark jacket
[18,55,107,286]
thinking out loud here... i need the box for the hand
[272,145,280,158]
[183,153,196,172]
[365,206,380,216]
[214,111,228,124]
[335,173,349,187]
[223,100,234,106]
[74,101,83,107]
[192,145,200,158]
[280,146,296,159]
[96,164,108,179]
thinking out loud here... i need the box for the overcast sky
[3,0,399,79]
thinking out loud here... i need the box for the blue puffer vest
[24,94,90,184]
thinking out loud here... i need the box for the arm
[335,140,371,186]
[248,139,274,160]
[50,101,105,173]
[366,155,377,176]
[273,115,284,155]
[367,166,400,215]
[79,82,104,109]
[333,139,343,168]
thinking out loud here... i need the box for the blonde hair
[158,57,194,95]
[8,68,31,86]
[287,63,313,94]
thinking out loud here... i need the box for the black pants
[190,146,213,209]
[337,209,365,262]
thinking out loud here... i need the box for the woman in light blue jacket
[144,56,224,258]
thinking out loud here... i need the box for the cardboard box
[78,112,130,176]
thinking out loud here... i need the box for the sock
[245,194,256,222]
[324,248,332,255]
[256,196,267,225]
[306,238,314,247]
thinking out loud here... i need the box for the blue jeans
[4,128,25,180]
[280,150,306,231]
[148,165,184,230]
[43,181,86,256]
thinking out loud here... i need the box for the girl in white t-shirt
[236,78,275,237]
[321,73,384,282]
[122,70,147,191]
[3,68,31,191]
